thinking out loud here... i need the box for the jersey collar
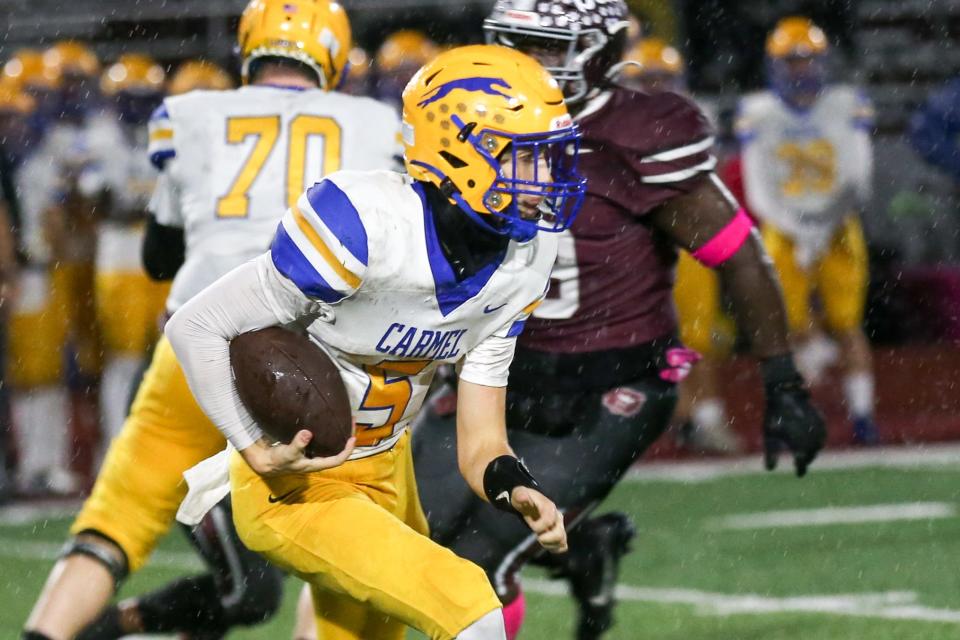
[412,181,506,317]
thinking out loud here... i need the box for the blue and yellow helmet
[402,44,585,240]
[766,17,829,103]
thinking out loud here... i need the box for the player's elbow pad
[142,215,185,280]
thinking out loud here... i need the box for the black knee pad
[219,559,284,626]
[185,498,284,627]
[61,531,130,588]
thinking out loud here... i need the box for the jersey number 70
[216,115,342,218]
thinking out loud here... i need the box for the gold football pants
[230,430,501,640]
[70,336,226,570]
[761,217,868,334]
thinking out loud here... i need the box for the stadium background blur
[2,0,960,638]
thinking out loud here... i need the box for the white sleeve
[149,170,183,227]
[741,134,783,224]
[164,252,316,450]
[458,334,518,388]
[849,127,873,206]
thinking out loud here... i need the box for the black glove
[761,355,827,477]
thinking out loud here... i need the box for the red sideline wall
[644,344,960,460]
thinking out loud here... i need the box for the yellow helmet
[44,40,100,77]
[168,60,234,95]
[100,54,166,95]
[3,49,60,89]
[237,0,351,89]
[375,30,438,73]
[402,44,585,238]
[622,38,685,77]
[0,78,36,114]
[766,17,828,58]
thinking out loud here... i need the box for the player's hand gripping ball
[230,327,352,457]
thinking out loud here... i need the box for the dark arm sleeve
[142,214,185,281]
[0,147,23,261]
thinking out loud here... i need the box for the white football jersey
[16,150,57,265]
[737,85,874,259]
[17,114,128,265]
[167,170,557,458]
[97,121,158,274]
[147,85,400,312]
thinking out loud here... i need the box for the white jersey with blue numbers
[147,85,400,312]
[737,85,874,260]
[166,170,557,460]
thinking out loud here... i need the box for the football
[229,326,352,458]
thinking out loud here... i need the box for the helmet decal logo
[417,77,512,108]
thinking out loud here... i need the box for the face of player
[774,54,826,107]
[57,71,98,120]
[24,84,60,123]
[113,90,163,126]
[501,35,583,101]
[498,146,552,221]
[0,111,33,161]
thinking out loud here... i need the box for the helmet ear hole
[439,150,468,169]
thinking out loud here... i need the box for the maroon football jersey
[520,87,715,353]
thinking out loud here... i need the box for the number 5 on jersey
[354,360,430,447]
[216,115,342,218]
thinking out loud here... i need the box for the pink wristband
[691,208,754,267]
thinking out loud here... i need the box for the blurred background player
[621,37,743,455]
[372,29,438,109]
[21,1,404,639]
[0,79,27,502]
[3,66,77,495]
[93,53,170,448]
[406,2,826,639]
[27,40,107,484]
[167,59,234,96]
[738,17,879,445]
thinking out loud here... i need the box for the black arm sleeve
[142,214,185,281]
[0,146,24,262]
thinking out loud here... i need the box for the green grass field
[3,448,960,639]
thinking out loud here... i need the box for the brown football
[229,326,352,458]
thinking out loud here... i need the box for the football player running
[21,1,401,639]
[166,43,580,640]
[738,17,878,444]
[407,2,827,639]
